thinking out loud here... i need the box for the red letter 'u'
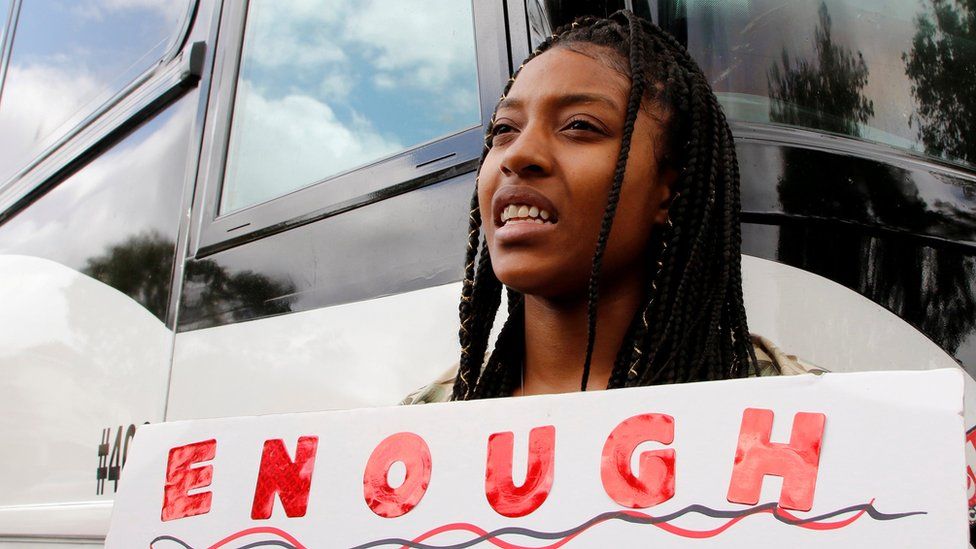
[161,439,216,521]
[601,414,675,508]
[726,408,826,511]
[250,436,319,519]
[485,425,556,517]
[363,432,431,518]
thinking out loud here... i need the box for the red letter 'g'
[161,439,216,521]
[727,408,826,511]
[251,436,319,519]
[363,432,431,518]
[485,425,555,517]
[601,414,675,508]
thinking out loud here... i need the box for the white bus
[1,0,974,544]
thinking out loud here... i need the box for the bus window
[524,0,976,376]
[530,0,975,169]
[0,96,192,323]
[0,0,193,185]
[218,0,481,214]
[674,0,974,169]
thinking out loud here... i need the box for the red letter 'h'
[727,408,825,511]
[251,436,319,519]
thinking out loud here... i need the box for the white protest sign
[107,369,966,548]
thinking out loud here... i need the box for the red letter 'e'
[251,436,319,519]
[161,439,216,521]
[727,408,826,511]
[601,414,675,508]
[485,425,555,517]
[363,432,431,518]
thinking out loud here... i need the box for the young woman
[404,10,813,405]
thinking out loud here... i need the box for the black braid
[578,11,647,391]
[452,190,482,399]
[454,10,756,400]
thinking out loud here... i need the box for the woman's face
[479,47,674,299]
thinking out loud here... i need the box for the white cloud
[240,0,477,92]
[70,0,186,24]
[0,77,194,269]
[0,64,103,181]
[343,0,477,89]
[0,0,190,181]
[221,80,403,212]
[372,73,396,90]
[243,0,349,69]
[219,1,482,210]
[318,73,353,100]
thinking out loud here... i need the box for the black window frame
[191,0,512,258]
[0,0,15,105]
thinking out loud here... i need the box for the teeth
[499,203,555,224]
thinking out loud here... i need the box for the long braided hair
[452,10,757,400]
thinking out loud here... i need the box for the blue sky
[12,0,176,79]
[222,0,482,212]
[0,0,179,182]
[0,0,482,212]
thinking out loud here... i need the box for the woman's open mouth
[492,187,560,243]
[499,203,554,226]
[492,186,560,229]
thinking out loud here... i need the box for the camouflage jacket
[400,335,824,405]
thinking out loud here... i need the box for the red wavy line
[402,502,875,548]
[405,523,522,549]
[204,526,308,549]
[775,498,873,531]
[402,520,602,549]
[160,500,879,549]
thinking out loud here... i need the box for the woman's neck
[517,271,645,396]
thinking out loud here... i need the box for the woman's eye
[489,123,518,144]
[491,123,515,136]
[564,119,601,133]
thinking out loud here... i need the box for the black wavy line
[149,501,927,549]
[238,542,297,549]
[150,535,194,549]
[347,502,927,549]
[775,504,924,525]
[149,535,296,549]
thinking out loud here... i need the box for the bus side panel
[169,173,474,417]
[0,94,197,537]
[735,139,976,379]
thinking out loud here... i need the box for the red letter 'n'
[727,408,826,511]
[161,439,216,521]
[251,436,319,519]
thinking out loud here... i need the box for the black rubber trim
[196,157,480,258]
[742,211,976,255]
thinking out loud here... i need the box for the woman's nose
[499,125,552,178]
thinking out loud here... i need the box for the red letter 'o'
[363,432,431,518]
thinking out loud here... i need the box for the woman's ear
[652,166,679,225]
